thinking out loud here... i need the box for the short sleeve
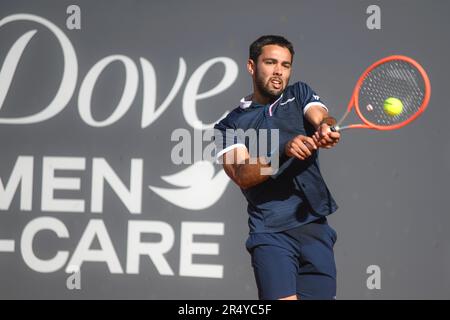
[296,82,328,115]
[213,115,246,162]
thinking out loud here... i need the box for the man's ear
[247,59,255,76]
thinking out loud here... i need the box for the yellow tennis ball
[383,97,403,116]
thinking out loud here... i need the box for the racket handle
[330,125,339,132]
[321,116,338,132]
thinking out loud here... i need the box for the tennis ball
[383,97,403,116]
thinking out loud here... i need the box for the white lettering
[21,217,69,272]
[0,14,77,124]
[41,157,85,212]
[78,55,138,127]
[126,221,174,275]
[0,156,33,211]
[140,57,186,128]
[182,57,237,130]
[66,219,123,273]
[179,222,224,278]
[91,158,142,214]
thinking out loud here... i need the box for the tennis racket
[330,55,431,132]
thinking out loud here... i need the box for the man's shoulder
[214,105,244,130]
[285,81,320,105]
[286,81,311,94]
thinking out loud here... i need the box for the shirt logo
[279,97,296,106]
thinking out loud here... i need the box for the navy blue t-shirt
[214,81,338,233]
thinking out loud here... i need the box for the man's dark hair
[249,35,295,63]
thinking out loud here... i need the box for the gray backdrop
[0,0,449,299]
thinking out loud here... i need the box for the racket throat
[336,109,351,128]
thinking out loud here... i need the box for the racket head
[350,55,431,131]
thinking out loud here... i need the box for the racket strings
[357,60,425,126]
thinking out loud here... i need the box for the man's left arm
[305,105,341,149]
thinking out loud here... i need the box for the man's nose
[273,64,282,76]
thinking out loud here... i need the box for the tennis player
[214,35,340,300]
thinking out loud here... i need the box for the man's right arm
[221,146,272,190]
[220,134,318,189]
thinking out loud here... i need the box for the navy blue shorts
[245,217,337,300]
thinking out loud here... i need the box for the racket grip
[321,116,338,132]
[330,125,340,132]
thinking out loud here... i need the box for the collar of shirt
[239,94,284,112]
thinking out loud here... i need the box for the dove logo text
[0,14,238,130]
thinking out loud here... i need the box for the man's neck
[252,91,279,106]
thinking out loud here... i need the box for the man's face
[249,44,293,101]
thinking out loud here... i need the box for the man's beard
[255,69,288,101]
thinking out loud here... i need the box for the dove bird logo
[148,161,231,210]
